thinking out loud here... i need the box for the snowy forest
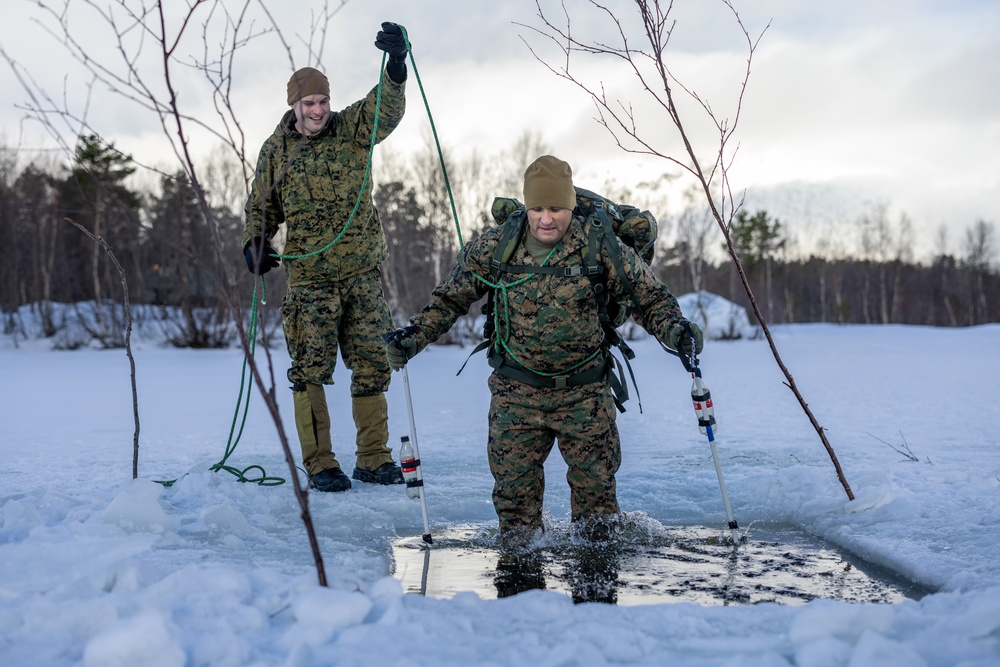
[1,0,996,352]
[1,132,996,351]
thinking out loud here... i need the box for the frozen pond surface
[394,522,930,606]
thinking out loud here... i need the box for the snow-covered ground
[2,303,999,666]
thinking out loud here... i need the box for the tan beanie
[287,67,330,105]
[523,155,576,210]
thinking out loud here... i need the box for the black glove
[375,22,408,61]
[384,326,419,371]
[666,319,704,356]
[243,237,279,275]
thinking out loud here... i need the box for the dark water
[392,522,930,606]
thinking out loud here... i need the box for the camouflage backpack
[476,187,658,411]
[486,186,657,330]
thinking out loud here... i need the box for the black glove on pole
[667,318,704,359]
[384,326,418,371]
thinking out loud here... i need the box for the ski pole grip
[383,326,419,358]
[382,330,403,357]
[382,328,409,347]
[678,320,698,374]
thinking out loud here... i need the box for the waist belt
[488,349,609,389]
[487,348,633,413]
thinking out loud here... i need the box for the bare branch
[64,216,141,479]
[868,431,930,464]
[522,0,853,501]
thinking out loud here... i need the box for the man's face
[292,93,331,136]
[526,206,573,245]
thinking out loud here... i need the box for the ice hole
[392,521,930,606]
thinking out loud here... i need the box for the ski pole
[400,364,432,544]
[383,329,432,545]
[677,322,740,544]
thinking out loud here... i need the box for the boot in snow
[310,467,352,493]
[352,461,404,485]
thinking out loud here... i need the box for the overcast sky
[1,0,998,260]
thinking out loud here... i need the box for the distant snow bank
[676,291,759,341]
[619,291,759,342]
[3,292,760,351]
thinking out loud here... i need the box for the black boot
[352,462,404,485]
[310,468,352,492]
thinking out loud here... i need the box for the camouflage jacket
[410,216,684,377]
[243,69,405,286]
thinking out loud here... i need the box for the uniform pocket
[281,291,301,357]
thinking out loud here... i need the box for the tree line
[1,134,996,349]
[666,207,998,330]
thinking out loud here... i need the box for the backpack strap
[456,212,526,377]
[488,210,527,281]
[595,219,646,327]
[584,217,645,413]
[460,202,644,414]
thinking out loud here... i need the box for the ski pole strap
[456,337,491,376]
[607,350,641,414]
[596,219,645,326]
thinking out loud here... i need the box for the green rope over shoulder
[485,250,604,378]
[274,24,463,263]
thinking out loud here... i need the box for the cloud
[1,0,997,262]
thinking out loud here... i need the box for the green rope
[391,29,602,378]
[399,25,465,248]
[156,280,285,487]
[210,279,285,486]
[482,250,603,378]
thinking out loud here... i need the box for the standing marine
[242,23,410,492]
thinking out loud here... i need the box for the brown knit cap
[523,155,576,210]
[286,67,330,105]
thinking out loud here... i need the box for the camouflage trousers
[486,373,622,533]
[282,268,392,396]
